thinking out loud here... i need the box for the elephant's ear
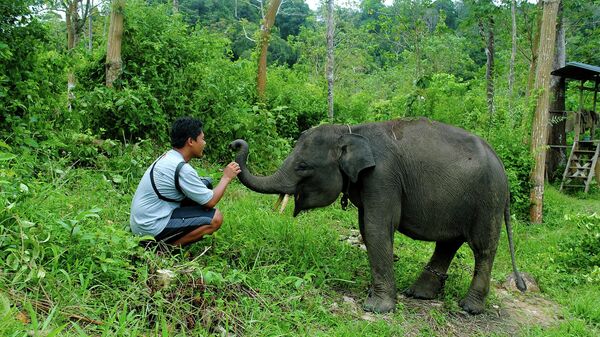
[337,134,376,183]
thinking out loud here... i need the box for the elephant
[230,117,526,315]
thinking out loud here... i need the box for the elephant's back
[388,119,508,223]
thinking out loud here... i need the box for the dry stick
[9,290,104,325]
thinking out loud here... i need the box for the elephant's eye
[296,162,311,171]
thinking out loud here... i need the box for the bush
[266,66,327,139]
[555,213,600,285]
[77,85,167,142]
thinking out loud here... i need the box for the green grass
[1,154,600,336]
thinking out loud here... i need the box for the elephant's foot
[363,289,396,313]
[405,265,448,299]
[459,290,486,315]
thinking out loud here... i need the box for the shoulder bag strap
[150,158,180,202]
[174,161,186,194]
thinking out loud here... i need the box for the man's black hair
[170,117,203,148]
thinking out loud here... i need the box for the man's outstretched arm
[203,162,240,208]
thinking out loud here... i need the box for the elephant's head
[230,125,376,216]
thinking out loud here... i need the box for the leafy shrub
[77,85,168,142]
[491,139,533,217]
[0,2,66,127]
[555,213,600,285]
[205,104,292,173]
[266,66,327,138]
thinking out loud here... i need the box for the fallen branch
[8,290,104,326]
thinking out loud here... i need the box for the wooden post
[529,0,560,224]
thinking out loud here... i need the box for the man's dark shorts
[154,200,216,244]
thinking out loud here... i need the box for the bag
[200,177,213,190]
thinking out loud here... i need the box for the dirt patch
[337,231,565,335]
[331,289,563,336]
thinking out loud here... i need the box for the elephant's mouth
[293,190,318,217]
[293,192,303,217]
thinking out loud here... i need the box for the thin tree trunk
[479,18,495,116]
[173,0,179,13]
[486,18,495,115]
[257,0,282,101]
[526,1,543,99]
[66,0,79,50]
[414,30,421,81]
[65,0,92,110]
[106,0,125,88]
[326,0,334,121]
[88,0,93,51]
[529,0,560,224]
[66,0,79,112]
[546,2,566,182]
[508,0,517,103]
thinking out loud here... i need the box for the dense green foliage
[1,0,600,335]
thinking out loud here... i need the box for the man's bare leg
[171,209,223,246]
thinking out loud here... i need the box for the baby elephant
[231,118,526,314]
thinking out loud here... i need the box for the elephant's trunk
[230,139,296,195]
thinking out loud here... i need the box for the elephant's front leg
[362,211,397,314]
[406,239,463,299]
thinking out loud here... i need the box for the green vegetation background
[1,0,599,335]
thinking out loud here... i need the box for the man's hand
[204,162,241,208]
[223,161,241,180]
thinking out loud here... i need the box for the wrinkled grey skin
[230,118,526,315]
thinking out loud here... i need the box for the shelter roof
[551,62,600,82]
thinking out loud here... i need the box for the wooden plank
[560,140,579,191]
[584,141,600,193]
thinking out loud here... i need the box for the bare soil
[330,287,563,336]
[337,231,565,336]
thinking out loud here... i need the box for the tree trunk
[173,0,179,13]
[106,0,125,88]
[66,0,79,111]
[526,1,543,99]
[88,0,93,51]
[257,0,282,101]
[66,0,79,50]
[508,0,517,103]
[529,0,560,224]
[65,0,93,109]
[479,18,495,116]
[486,18,495,116]
[546,2,566,182]
[326,0,334,122]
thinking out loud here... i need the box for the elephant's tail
[505,198,527,292]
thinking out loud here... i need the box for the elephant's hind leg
[460,216,501,314]
[406,239,463,299]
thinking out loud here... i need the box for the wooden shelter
[548,62,600,193]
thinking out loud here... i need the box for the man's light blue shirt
[130,150,214,236]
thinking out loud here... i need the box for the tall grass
[1,154,599,336]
